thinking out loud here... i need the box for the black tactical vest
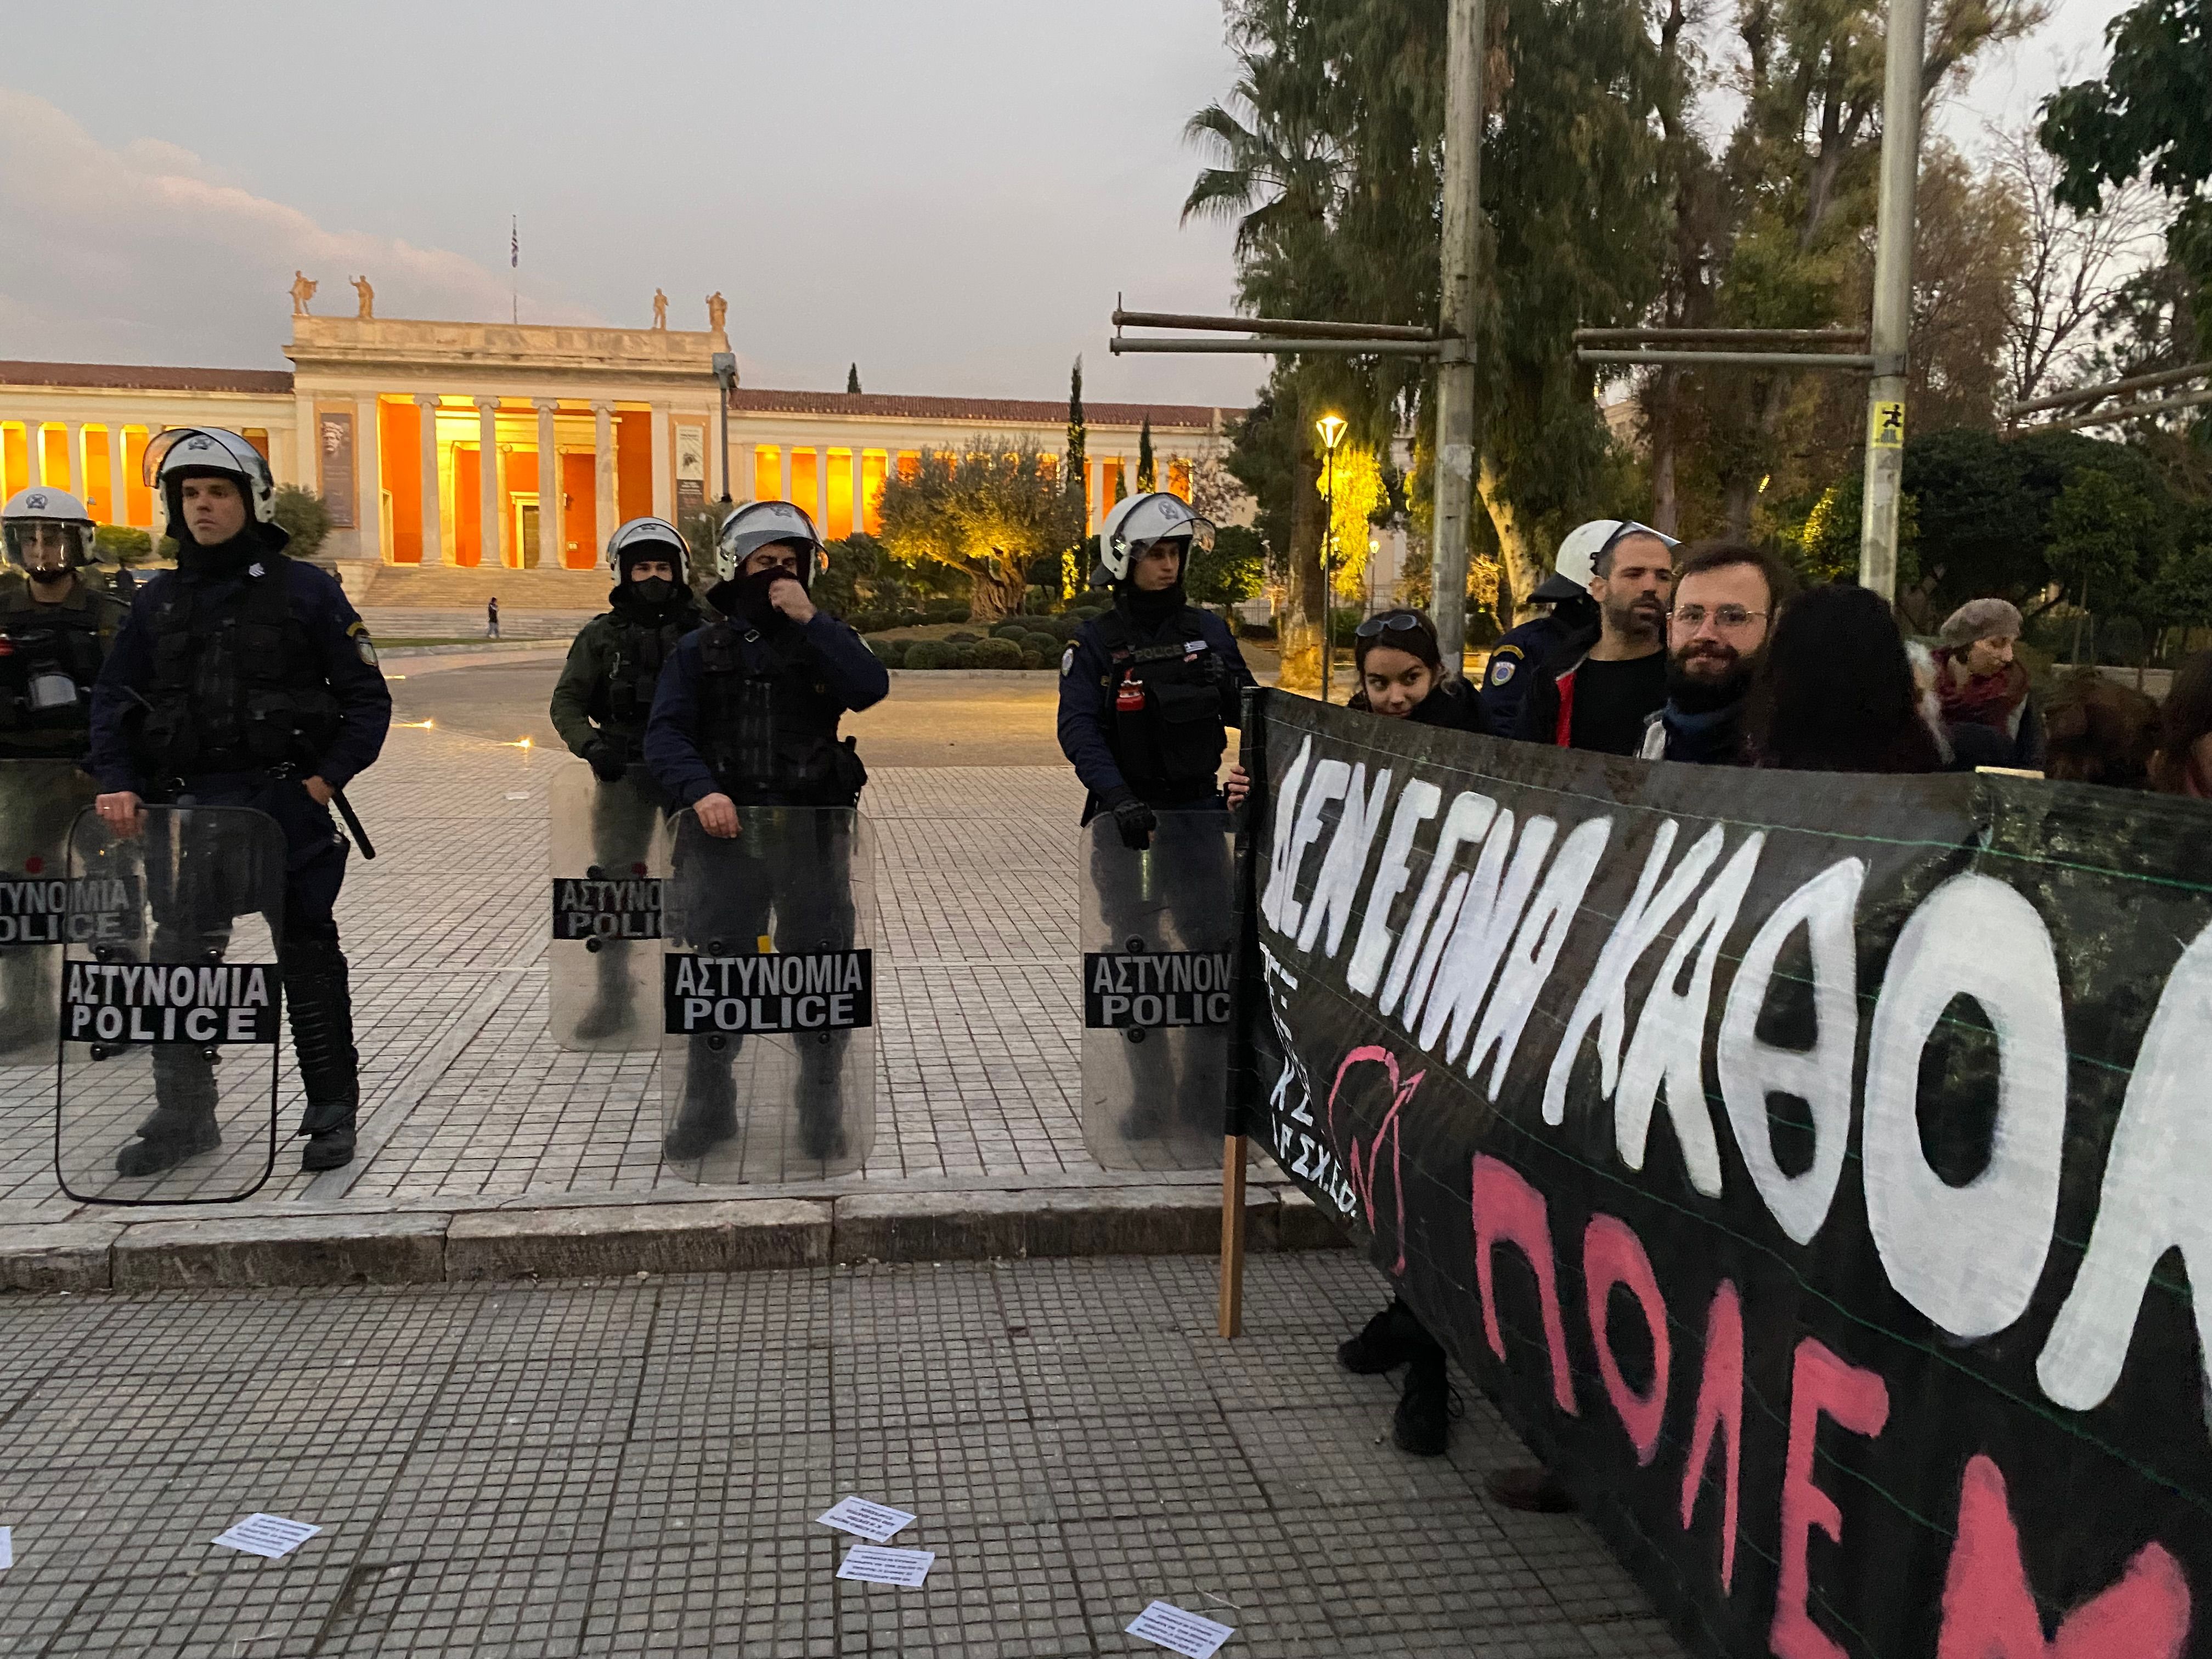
[597,610,691,740]
[0,587,114,751]
[695,619,863,807]
[132,555,341,778]
[1096,606,1234,801]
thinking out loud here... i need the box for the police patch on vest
[64,959,280,1045]
[348,620,378,666]
[663,950,874,1035]
[1488,658,1516,685]
[0,873,138,947]
[551,876,663,941]
[1060,645,1074,676]
[1082,950,1234,1028]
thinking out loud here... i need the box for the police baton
[330,787,376,860]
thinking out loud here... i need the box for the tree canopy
[874,442,1081,622]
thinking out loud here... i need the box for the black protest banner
[1233,690,2205,1659]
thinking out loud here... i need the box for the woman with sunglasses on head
[1224,608,1481,1459]
[1224,610,1486,811]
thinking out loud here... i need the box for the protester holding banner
[1933,598,2046,772]
[1745,583,1944,773]
[1637,541,1788,765]
[1510,520,1678,753]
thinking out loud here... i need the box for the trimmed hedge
[946,630,980,645]
[903,640,952,670]
[972,636,1023,669]
[867,638,906,667]
[1022,631,1060,660]
[990,622,1030,642]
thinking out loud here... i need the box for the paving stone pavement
[0,726,1176,1227]
[0,1253,1689,1657]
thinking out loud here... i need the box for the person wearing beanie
[549,516,714,1041]
[88,426,392,1177]
[642,500,887,1166]
[1933,597,2045,772]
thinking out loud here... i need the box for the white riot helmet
[1095,491,1214,585]
[143,426,284,546]
[1,487,97,575]
[1538,518,1678,601]
[606,517,691,586]
[714,500,825,586]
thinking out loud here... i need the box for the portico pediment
[287,316,726,387]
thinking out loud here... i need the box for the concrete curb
[2,1183,1343,1293]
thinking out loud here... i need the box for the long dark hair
[1348,610,1450,710]
[2152,650,2212,793]
[1745,584,1943,774]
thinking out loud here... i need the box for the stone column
[414,396,444,565]
[474,399,501,567]
[356,397,382,561]
[592,402,616,556]
[65,422,84,503]
[648,402,673,521]
[778,444,793,504]
[730,441,751,505]
[534,399,561,569]
[815,449,829,534]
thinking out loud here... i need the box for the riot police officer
[1059,493,1254,1147]
[1057,491,1255,846]
[89,427,392,1175]
[0,487,129,759]
[645,499,888,1161]
[549,516,711,1039]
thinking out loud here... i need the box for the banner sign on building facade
[317,412,354,527]
[1233,690,2204,1659]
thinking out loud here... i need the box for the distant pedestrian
[2150,651,2212,797]
[1745,584,1942,774]
[486,595,501,640]
[1511,521,1677,753]
[1933,599,2044,771]
[1638,540,1788,764]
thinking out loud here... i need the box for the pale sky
[0,1,2137,409]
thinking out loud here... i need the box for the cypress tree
[1065,356,1088,516]
[1136,416,1156,491]
[846,363,862,394]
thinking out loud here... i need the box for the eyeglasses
[1670,604,1768,631]
[1353,612,1427,639]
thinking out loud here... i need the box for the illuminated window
[754,445,780,502]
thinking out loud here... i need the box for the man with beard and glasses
[1510,520,1677,753]
[1638,540,1790,764]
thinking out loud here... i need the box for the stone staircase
[337,562,611,610]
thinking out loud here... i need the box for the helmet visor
[142,426,267,487]
[3,520,92,572]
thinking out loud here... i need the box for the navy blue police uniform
[645,594,888,1163]
[90,546,391,1173]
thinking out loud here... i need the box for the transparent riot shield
[659,806,876,1181]
[548,763,672,1051]
[54,805,286,1206]
[0,760,99,1064]
[1080,808,1235,1172]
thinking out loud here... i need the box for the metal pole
[1322,444,1337,704]
[1431,0,1482,663]
[1857,0,1927,602]
[711,352,737,506]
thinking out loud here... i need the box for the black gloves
[1105,790,1158,851]
[584,741,628,784]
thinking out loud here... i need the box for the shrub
[867,638,906,667]
[898,608,926,627]
[1072,605,1103,620]
[271,485,332,560]
[973,636,1023,669]
[94,524,154,565]
[1023,631,1060,659]
[946,604,970,623]
[991,622,1030,642]
[902,640,951,670]
[923,597,962,622]
[946,630,979,645]
[953,643,979,668]
[849,610,887,635]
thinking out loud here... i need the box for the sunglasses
[1353,612,1427,640]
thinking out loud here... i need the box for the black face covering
[724,566,798,628]
[629,576,675,606]
[1120,578,1186,629]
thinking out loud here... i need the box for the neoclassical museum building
[0,295,1242,577]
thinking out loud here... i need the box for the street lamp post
[710,352,737,507]
[1316,414,1346,703]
